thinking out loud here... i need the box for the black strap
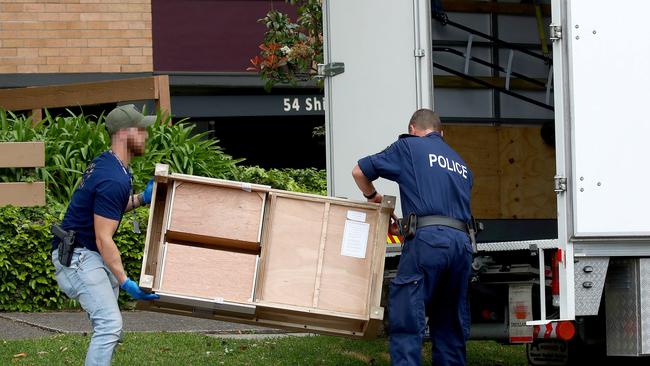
[417,215,468,233]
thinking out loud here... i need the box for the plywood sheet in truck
[444,125,556,220]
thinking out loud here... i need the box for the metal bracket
[505,49,514,91]
[414,49,425,57]
[316,62,345,79]
[549,24,562,41]
[464,34,474,75]
[554,175,567,193]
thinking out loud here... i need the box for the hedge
[0,204,150,310]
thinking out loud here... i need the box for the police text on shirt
[429,154,468,179]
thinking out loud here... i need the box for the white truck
[318,0,650,364]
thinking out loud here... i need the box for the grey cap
[105,104,156,135]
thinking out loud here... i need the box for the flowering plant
[248,0,323,91]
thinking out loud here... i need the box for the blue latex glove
[120,278,159,301]
[143,178,154,205]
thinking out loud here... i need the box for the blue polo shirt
[52,151,131,252]
[358,132,473,223]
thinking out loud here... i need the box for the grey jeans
[52,248,121,366]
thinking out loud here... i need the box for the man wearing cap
[52,104,160,366]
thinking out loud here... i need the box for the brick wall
[0,0,152,74]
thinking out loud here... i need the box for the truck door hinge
[316,62,345,79]
[549,24,562,41]
[554,175,567,193]
[414,49,425,57]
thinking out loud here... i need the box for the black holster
[51,224,76,267]
[398,213,417,240]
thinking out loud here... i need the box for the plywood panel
[317,204,376,316]
[158,243,257,303]
[471,175,501,218]
[256,196,324,307]
[444,125,501,218]
[499,127,556,219]
[168,182,264,247]
[444,125,556,219]
[0,142,45,168]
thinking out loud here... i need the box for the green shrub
[0,203,151,311]
[130,116,242,192]
[0,205,63,311]
[233,166,326,195]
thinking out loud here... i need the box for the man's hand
[369,193,383,204]
[389,214,400,236]
[142,178,154,205]
[120,278,160,301]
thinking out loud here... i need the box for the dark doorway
[192,116,326,169]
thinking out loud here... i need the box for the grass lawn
[1,333,526,365]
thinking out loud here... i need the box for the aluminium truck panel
[573,257,608,316]
[605,258,650,356]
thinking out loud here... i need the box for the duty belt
[416,215,469,233]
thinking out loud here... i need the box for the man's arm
[124,178,154,213]
[123,193,143,213]
[352,164,382,203]
[94,214,127,284]
[353,164,399,234]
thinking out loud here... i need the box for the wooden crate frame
[138,164,394,338]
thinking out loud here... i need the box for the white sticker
[214,297,224,304]
[241,183,252,192]
[340,220,370,259]
[346,210,367,222]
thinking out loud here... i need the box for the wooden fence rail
[0,142,45,207]
[0,75,171,122]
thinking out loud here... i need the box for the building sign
[173,95,325,118]
[282,96,324,113]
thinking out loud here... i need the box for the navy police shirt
[52,151,132,252]
[358,132,473,223]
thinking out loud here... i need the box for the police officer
[51,104,160,366]
[352,109,473,366]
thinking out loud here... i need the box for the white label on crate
[241,183,252,192]
[346,210,366,222]
[341,220,369,258]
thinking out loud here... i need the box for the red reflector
[556,321,575,341]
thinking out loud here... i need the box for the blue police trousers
[389,226,473,366]
[52,248,122,366]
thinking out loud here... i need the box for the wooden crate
[138,164,395,338]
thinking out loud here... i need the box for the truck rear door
[552,0,650,319]
[321,0,434,214]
